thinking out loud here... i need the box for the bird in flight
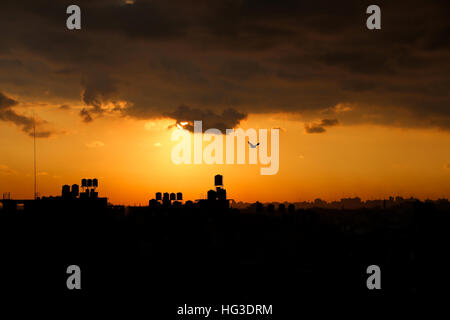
[248,141,260,148]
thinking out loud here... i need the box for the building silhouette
[1,172,450,300]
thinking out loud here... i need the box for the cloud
[164,105,247,132]
[80,108,93,123]
[0,164,16,175]
[82,74,117,108]
[154,142,162,147]
[0,91,18,109]
[79,74,119,122]
[1,1,450,131]
[304,124,326,134]
[0,91,54,138]
[86,141,105,148]
[331,104,352,114]
[59,104,70,110]
[320,119,339,127]
[305,118,339,134]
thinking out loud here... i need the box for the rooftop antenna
[33,111,37,200]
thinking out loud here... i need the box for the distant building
[341,197,362,210]
[90,189,98,199]
[216,187,226,200]
[255,202,264,213]
[288,204,295,213]
[199,175,230,211]
[149,199,159,208]
[62,185,71,198]
[0,178,107,215]
[162,192,170,206]
[215,174,223,186]
[207,189,217,201]
[71,184,79,197]
[313,198,326,207]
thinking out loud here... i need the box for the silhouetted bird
[248,141,260,148]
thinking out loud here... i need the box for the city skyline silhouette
[2,174,448,209]
[2,173,450,303]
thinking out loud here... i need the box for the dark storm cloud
[79,108,93,123]
[304,125,326,134]
[164,105,247,132]
[0,0,449,131]
[0,92,18,110]
[78,73,119,122]
[320,119,339,127]
[82,74,117,108]
[304,119,339,134]
[0,109,52,138]
[0,91,54,137]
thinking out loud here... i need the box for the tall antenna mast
[33,111,37,200]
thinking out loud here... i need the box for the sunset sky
[1,0,449,205]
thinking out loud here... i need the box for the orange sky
[1,0,450,206]
[1,103,449,205]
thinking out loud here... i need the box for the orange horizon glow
[1,103,450,205]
